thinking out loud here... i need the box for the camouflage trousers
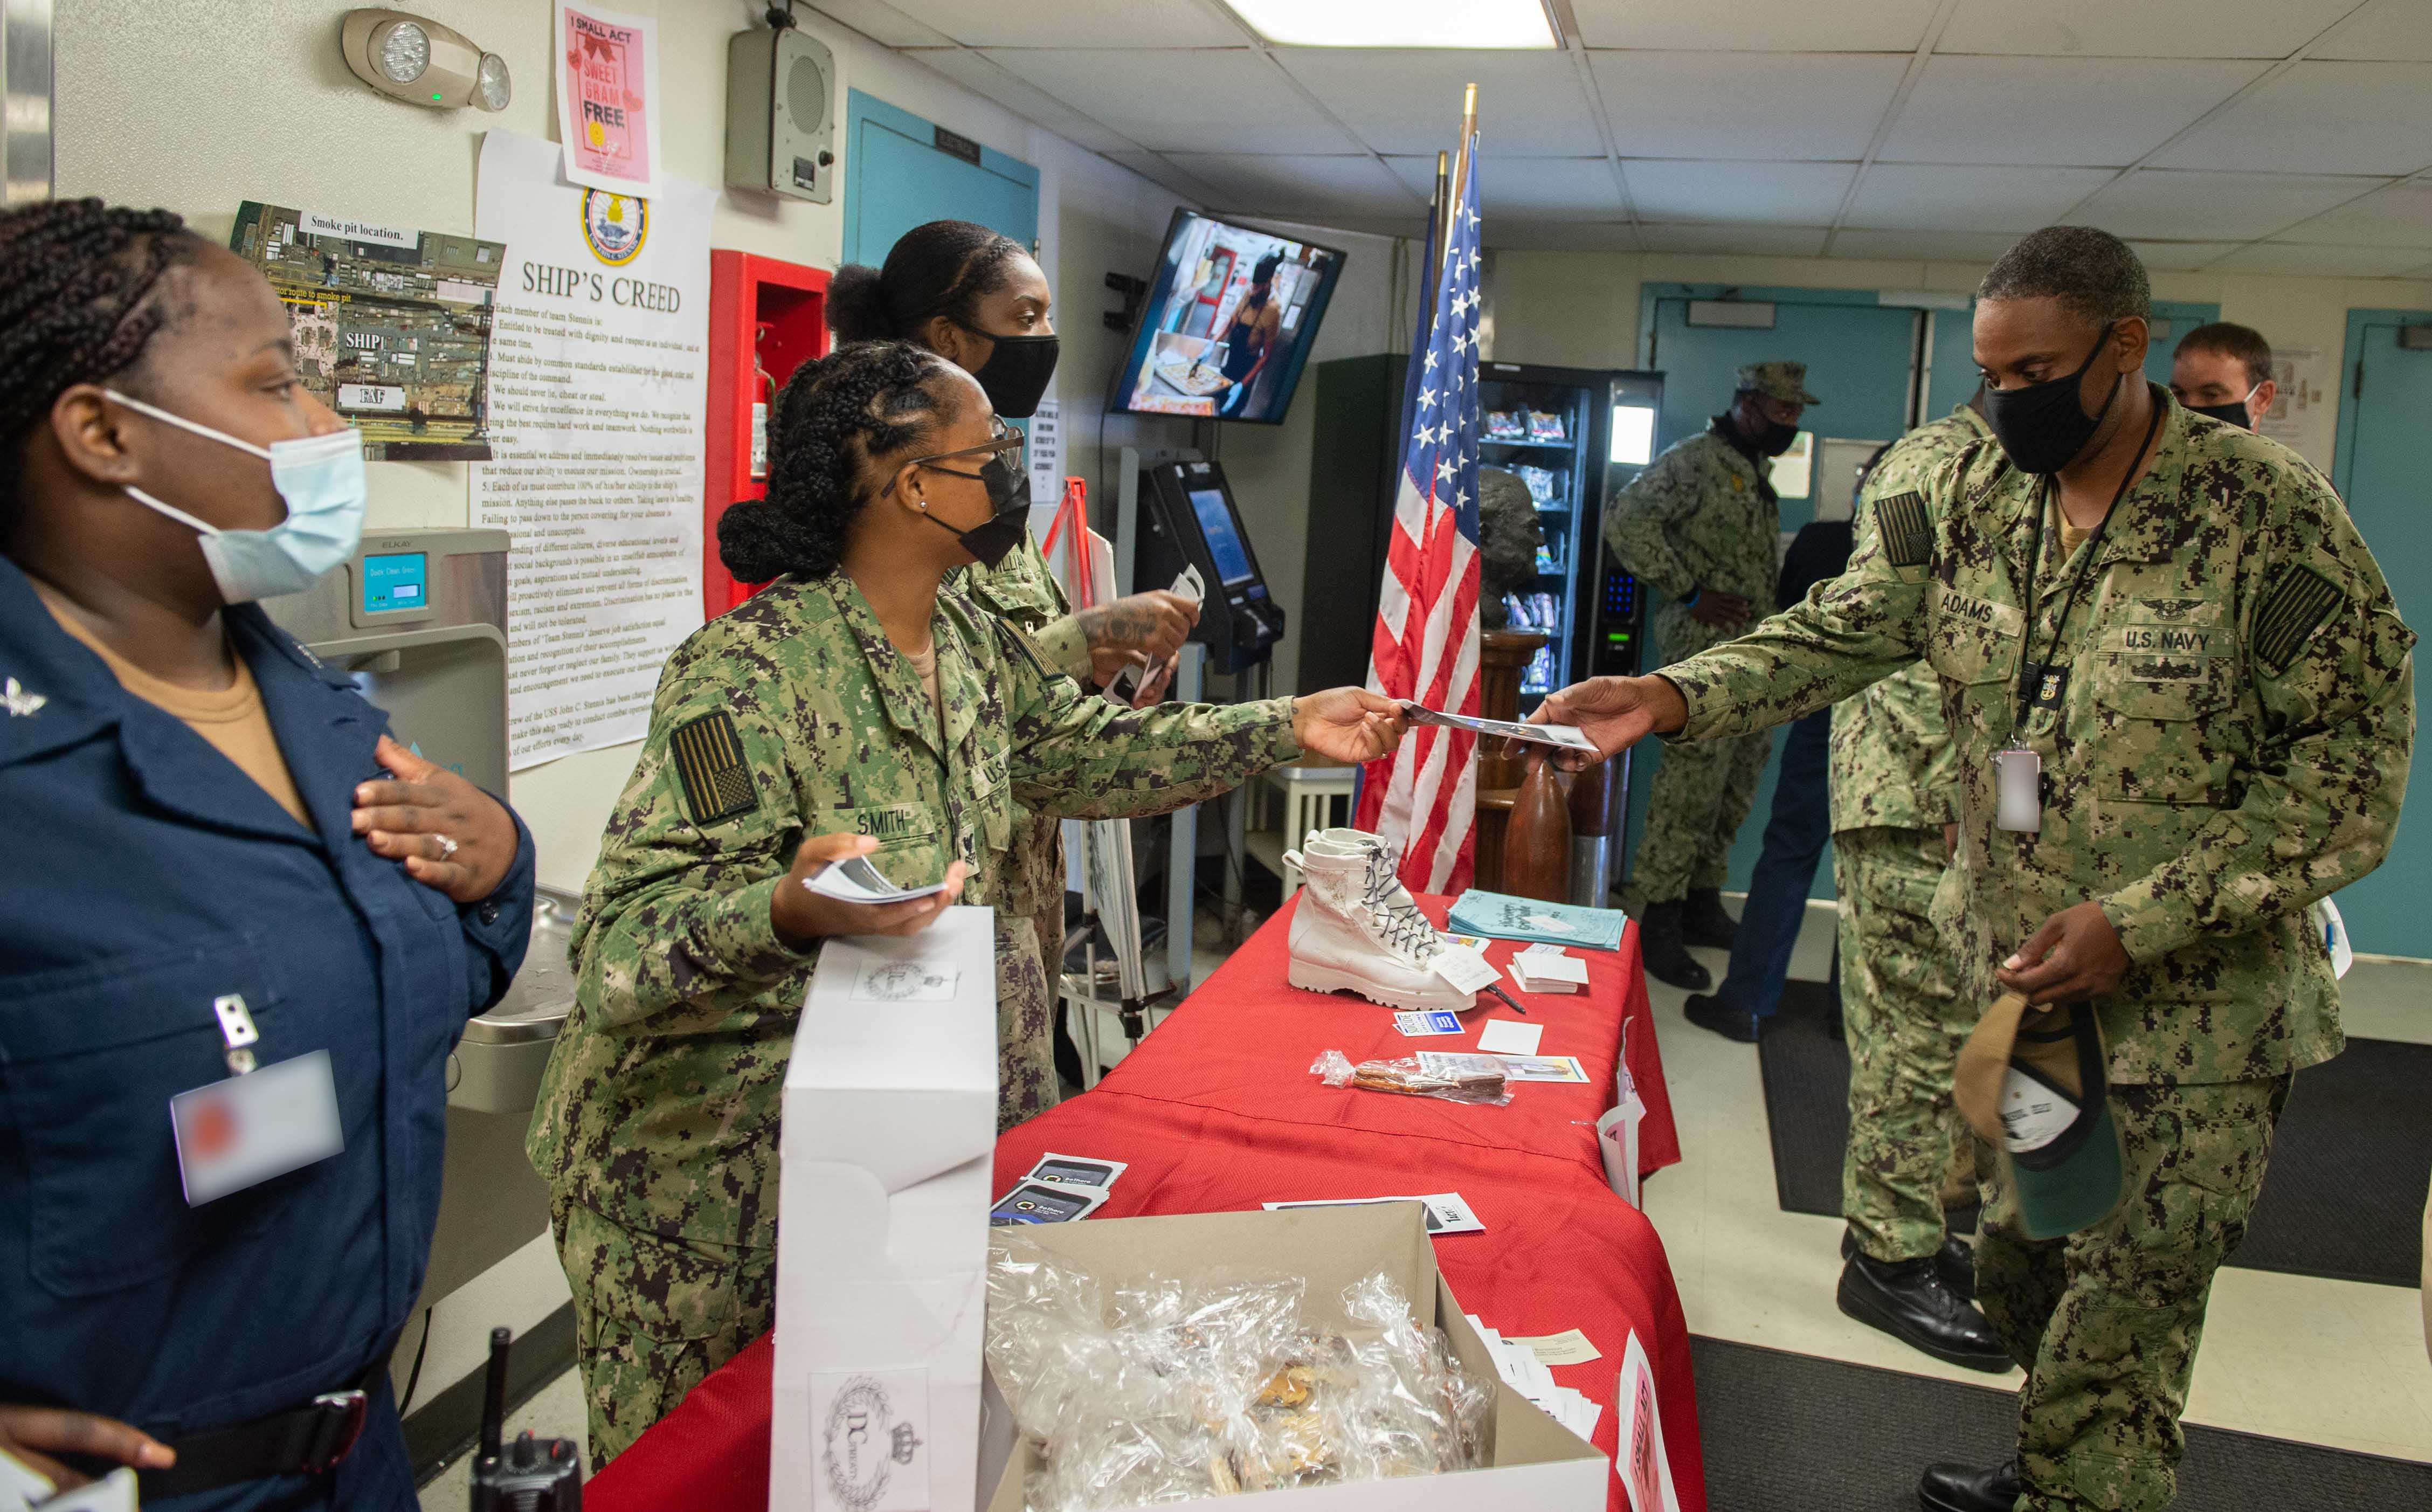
[552,1198,777,1472]
[1834,824,1972,1262]
[1630,724,1769,903]
[1977,1075,2289,1511]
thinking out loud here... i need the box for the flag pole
[1427,150,1449,286]
[1451,82,1477,227]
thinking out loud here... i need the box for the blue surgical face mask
[106,389,368,603]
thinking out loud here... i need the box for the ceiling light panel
[1220,0,1557,50]
[1275,49,1601,155]
[883,0,1246,47]
[1590,52,1910,160]
[1570,0,1943,52]
[1879,56,2268,167]
[1937,0,2333,59]
[980,49,1359,154]
[1843,164,2124,231]
[2149,60,2432,175]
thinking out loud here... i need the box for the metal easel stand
[1061,806,1177,1090]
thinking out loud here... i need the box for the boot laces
[1360,850,1439,959]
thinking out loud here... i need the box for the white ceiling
[808,0,2432,277]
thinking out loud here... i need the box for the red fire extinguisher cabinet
[704,250,830,617]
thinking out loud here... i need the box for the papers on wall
[1467,1315,1604,1442]
[554,2,662,197]
[472,129,710,768]
[1024,398,1063,518]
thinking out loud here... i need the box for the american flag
[1355,140,1482,895]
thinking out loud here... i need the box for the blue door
[1627,289,1921,902]
[2329,313,2432,957]
[844,91,1038,270]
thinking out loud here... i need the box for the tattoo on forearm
[1080,604,1157,651]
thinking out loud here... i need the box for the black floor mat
[1756,979,2430,1287]
[1692,1335,2432,1512]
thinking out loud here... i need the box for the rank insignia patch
[2253,565,2344,675]
[669,711,758,825]
[1874,491,1932,568]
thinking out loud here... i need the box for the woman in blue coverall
[0,199,536,1509]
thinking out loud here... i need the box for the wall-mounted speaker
[725,18,835,204]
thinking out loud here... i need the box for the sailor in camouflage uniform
[1538,229,2412,1512]
[1829,398,2012,1373]
[1604,360,1816,989]
[529,341,1401,1467]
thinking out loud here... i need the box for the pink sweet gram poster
[553,1,661,198]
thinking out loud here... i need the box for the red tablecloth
[590,896,1701,1512]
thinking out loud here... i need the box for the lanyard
[2008,396,2166,741]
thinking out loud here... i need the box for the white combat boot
[1283,829,1476,1012]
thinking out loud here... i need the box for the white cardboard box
[771,907,1000,1512]
[981,1206,1608,1511]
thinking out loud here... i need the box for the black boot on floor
[1638,901,1711,991]
[1917,1459,2022,1512]
[1841,1231,1979,1301]
[1683,993,1760,1042]
[1838,1249,2013,1371]
[1681,887,1738,949]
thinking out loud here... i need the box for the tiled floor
[1642,907,2432,1465]
[419,910,2432,1508]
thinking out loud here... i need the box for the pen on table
[1486,983,1529,1016]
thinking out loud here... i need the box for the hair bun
[825,264,894,344]
[717,496,818,583]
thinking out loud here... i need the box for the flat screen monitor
[1108,209,1345,426]
[1188,487,1257,586]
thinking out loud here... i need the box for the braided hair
[0,198,203,529]
[826,219,1025,345]
[716,340,962,582]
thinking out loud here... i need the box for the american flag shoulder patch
[668,710,759,826]
[1874,491,1932,568]
[2252,564,2345,675]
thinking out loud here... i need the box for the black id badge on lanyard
[169,992,344,1206]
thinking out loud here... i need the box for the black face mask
[957,323,1059,418]
[1984,323,2121,474]
[2187,392,2255,430]
[1753,413,1801,457]
[917,450,1032,569]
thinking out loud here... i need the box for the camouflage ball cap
[1737,361,1820,406]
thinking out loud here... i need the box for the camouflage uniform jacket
[1605,425,1781,606]
[526,572,1299,1246]
[1827,404,1989,834]
[1664,393,2415,1086]
[956,529,1091,974]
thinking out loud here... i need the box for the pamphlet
[1448,890,1627,951]
[802,854,952,905]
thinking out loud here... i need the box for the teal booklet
[1447,889,1628,952]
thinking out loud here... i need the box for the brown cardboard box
[980,1204,1607,1510]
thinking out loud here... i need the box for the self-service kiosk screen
[1188,488,1256,586]
[362,552,428,615]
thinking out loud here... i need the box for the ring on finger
[433,832,460,861]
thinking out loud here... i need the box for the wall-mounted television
[1107,209,1346,426]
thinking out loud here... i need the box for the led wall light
[341,9,509,111]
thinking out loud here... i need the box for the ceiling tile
[1161,154,1425,218]
[1937,0,2336,58]
[1844,164,2120,231]
[1386,156,1628,219]
[1826,228,2030,262]
[2211,241,2432,275]
[1880,56,2268,167]
[2150,60,2432,174]
[880,0,1248,47]
[1621,160,1858,224]
[907,49,1136,153]
[805,0,954,47]
[2070,169,2387,239]
[1587,52,1910,160]
[980,49,1360,154]
[2309,0,2432,62]
[2270,179,2432,246]
[1570,0,1943,51]
[1638,224,1834,257]
[1274,49,1602,156]
[1478,220,1644,253]
[1101,150,1237,205]
[2125,240,2244,270]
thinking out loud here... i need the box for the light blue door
[1628,289,1922,901]
[843,91,1038,270]
[2329,313,2432,957]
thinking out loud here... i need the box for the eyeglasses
[890,422,1025,490]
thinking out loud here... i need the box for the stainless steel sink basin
[447,885,579,1114]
